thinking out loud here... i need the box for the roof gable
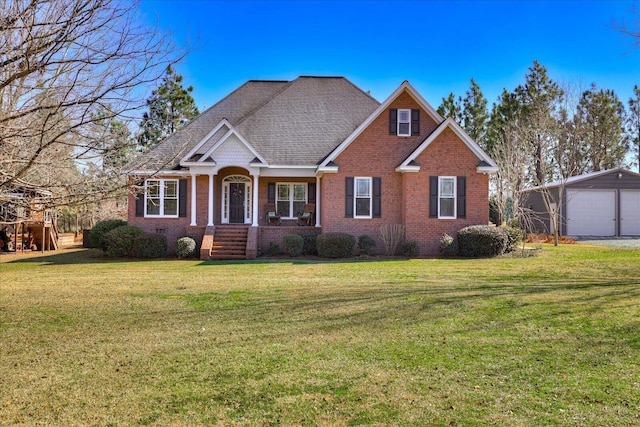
[396,118,498,173]
[319,81,443,169]
[524,168,640,191]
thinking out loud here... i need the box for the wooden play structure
[0,191,59,253]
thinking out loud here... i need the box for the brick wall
[321,91,490,256]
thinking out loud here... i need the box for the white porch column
[315,176,321,227]
[207,173,215,226]
[190,172,197,226]
[252,173,259,227]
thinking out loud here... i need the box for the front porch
[199,224,321,260]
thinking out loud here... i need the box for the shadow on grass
[2,248,161,265]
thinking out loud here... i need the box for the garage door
[566,190,616,236]
[620,190,640,236]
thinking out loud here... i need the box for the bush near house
[89,219,127,251]
[103,225,144,257]
[316,233,355,258]
[400,240,420,257]
[439,233,456,256]
[175,236,197,259]
[297,231,318,255]
[283,234,304,257]
[357,235,377,255]
[501,225,524,252]
[131,234,167,259]
[457,225,508,258]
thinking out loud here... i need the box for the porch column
[315,176,321,227]
[252,173,259,227]
[208,173,215,226]
[190,172,197,226]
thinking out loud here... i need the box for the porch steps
[210,225,249,260]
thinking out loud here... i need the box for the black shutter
[268,183,276,203]
[345,177,354,218]
[135,195,144,217]
[411,109,420,135]
[372,177,381,218]
[429,176,438,218]
[457,176,466,218]
[308,183,316,204]
[178,179,188,217]
[389,108,398,135]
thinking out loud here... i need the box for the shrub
[103,225,143,257]
[131,234,167,259]
[439,233,456,256]
[283,234,304,257]
[298,231,318,255]
[501,225,524,252]
[316,233,355,258]
[175,236,197,259]
[457,225,507,258]
[379,224,405,256]
[400,241,419,257]
[265,242,281,257]
[89,219,127,251]
[357,235,377,255]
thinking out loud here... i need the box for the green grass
[1,244,639,426]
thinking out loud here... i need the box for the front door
[229,183,245,224]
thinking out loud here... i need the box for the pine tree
[627,85,640,170]
[461,78,489,148]
[437,92,462,122]
[575,84,628,171]
[137,66,199,149]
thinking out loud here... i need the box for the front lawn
[1,245,638,426]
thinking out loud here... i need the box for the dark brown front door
[229,183,245,224]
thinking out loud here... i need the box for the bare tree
[0,0,183,212]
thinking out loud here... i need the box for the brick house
[126,76,497,259]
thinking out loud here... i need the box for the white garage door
[566,190,616,236]
[620,190,640,236]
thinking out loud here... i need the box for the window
[354,177,372,218]
[398,109,411,136]
[439,177,456,219]
[276,183,307,218]
[389,108,420,136]
[145,179,178,217]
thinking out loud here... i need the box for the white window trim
[145,178,179,218]
[438,176,456,219]
[276,182,308,218]
[397,109,411,137]
[354,177,373,219]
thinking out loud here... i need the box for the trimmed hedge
[175,236,197,259]
[439,233,456,257]
[298,231,318,255]
[457,225,507,258]
[104,225,143,257]
[316,233,355,258]
[89,219,127,251]
[283,234,304,257]
[131,234,167,259]
[358,235,377,255]
[400,241,419,257]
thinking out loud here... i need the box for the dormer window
[389,108,420,136]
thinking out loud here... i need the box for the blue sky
[138,0,640,111]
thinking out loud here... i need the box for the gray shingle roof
[127,76,380,171]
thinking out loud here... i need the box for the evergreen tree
[575,84,628,171]
[515,60,564,185]
[137,65,199,149]
[627,85,640,170]
[461,78,489,148]
[437,92,462,122]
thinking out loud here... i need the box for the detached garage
[522,168,640,237]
